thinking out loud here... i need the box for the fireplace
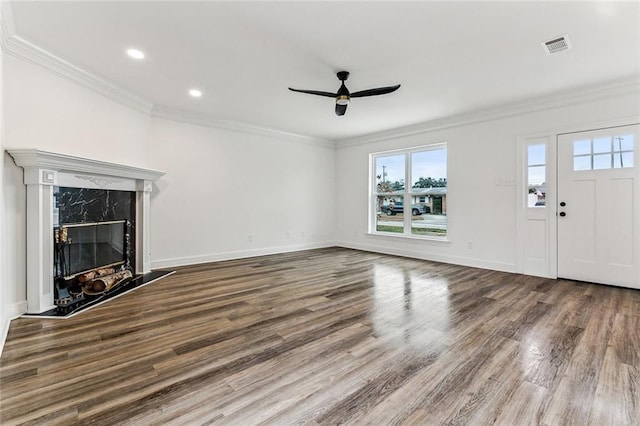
[7,149,165,314]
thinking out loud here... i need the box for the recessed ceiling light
[189,89,202,98]
[126,48,145,60]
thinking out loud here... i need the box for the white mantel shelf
[8,149,164,181]
[7,148,165,314]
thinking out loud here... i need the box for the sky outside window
[527,144,545,186]
[412,149,447,185]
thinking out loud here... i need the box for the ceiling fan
[288,71,401,116]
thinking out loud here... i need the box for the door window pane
[614,152,634,169]
[527,144,545,166]
[573,140,591,156]
[593,154,611,170]
[528,166,545,185]
[574,156,591,171]
[613,134,634,152]
[593,137,612,154]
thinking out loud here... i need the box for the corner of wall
[0,0,7,357]
[0,301,27,357]
[0,318,7,357]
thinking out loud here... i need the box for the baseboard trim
[153,240,517,274]
[151,241,337,269]
[0,301,28,357]
[336,241,518,274]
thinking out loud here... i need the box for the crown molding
[151,105,335,148]
[337,76,640,148]
[4,34,154,114]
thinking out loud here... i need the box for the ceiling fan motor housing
[288,70,400,116]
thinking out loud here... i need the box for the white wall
[147,118,335,268]
[335,90,640,273]
[3,55,154,165]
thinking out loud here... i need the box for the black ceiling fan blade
[350,84,401,98]
[335,103,347,116]
[288,88,337,98]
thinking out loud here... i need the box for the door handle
[559,212,566,217]
[560,202,566,207]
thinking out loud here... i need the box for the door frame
[517,116,640,279]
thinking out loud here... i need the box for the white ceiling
[6,1,640,141]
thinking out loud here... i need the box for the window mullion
[404,152,411,234]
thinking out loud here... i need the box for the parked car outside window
[381,202,430,216]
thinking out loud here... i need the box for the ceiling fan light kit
[336,95,350,106]
[288,71,400,116]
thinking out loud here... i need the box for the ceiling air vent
[542,35,571,55]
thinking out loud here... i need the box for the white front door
[557,124,639,288]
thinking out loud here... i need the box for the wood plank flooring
[1,247,639,425]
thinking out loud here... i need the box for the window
[573,134,634,171]
[527,144,546,207]
[372,144,447,238]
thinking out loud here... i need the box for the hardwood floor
[1,247,639,425]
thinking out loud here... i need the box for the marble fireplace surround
[7,149,165,314]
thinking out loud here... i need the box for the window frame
[370,143,448,240]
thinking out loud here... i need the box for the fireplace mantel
[7,149,165,313]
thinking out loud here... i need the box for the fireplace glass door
[55,220,128,278]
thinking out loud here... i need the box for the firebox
[53,219,136,313]
[55,220,131,277]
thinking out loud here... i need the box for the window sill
[367,232,451,244]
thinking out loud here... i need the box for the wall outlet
[467,241,473,249]
[248,235,254,242]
